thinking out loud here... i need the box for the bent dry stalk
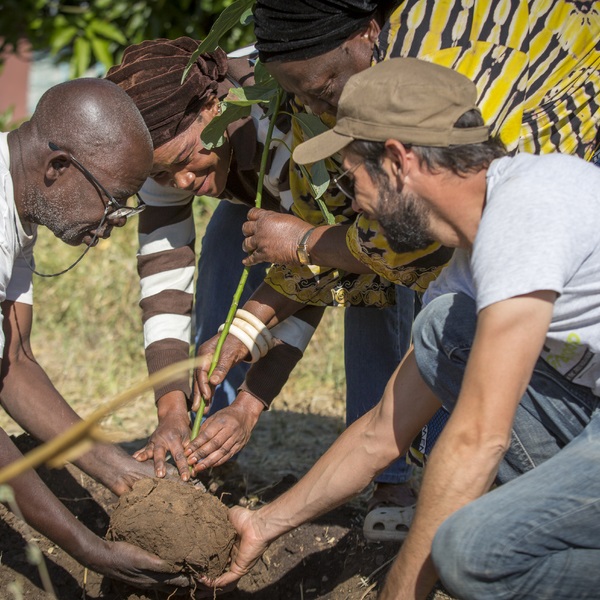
[190,87,284,441]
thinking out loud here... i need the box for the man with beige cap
[209,58,600,599]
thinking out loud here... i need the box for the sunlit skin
[265,21,379,116]
[343,143,488,250]
[151,98,232,197]
[342,158,380,219]
[19,150,142,248]
[65,164,132,245]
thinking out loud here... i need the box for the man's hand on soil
[185,392,264,473]
[208,506,271,589]
[74,442,177,497]
[92,539,192,589]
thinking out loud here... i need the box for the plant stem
[191,86,284,440]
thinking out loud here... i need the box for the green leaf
[200,102,252,149]
[72,36,91,78]
[264,90,287,119]
[90,34,114,69]
[87,19,128,44]
[226,84,278,106]
[305,160,332,202]
[253,59,273,86]
[293,113,331,139]
[240,7,254,25]
[49,25,78,55]
[182,0,254,82]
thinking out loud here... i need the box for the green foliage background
[0,0,256,77]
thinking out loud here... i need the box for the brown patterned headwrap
[106,37,228,149]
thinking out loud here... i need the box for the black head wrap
[254,0,379,63]
[106,37,228,148]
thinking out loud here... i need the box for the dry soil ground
[0,418,455,600]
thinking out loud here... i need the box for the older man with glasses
[0,77,191,591]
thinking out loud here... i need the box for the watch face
[297,246,310,265]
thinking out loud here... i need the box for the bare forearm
[0,355,144,492]
[0,428,102,563]
[258,407,399,539]
[381,422,503,599]
[307,225,373,273]
[256,352,440,542]
[0,355,80,440]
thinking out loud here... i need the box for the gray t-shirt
[425,153,600,395]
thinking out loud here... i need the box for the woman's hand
[241,208,315,266]
[186,391,264,473]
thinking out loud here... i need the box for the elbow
[360,408,404,466]
[449,427,511,465]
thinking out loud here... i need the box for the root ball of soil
[108,478,235,579]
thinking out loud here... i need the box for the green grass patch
[0,201,346,439]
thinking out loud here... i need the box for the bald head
[9,78,153,247]
[31,78,152,170]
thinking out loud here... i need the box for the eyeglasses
[333,161,362,201]
[48,142,146,221]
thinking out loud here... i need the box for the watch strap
[296,227,317,266]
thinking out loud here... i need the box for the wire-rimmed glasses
[333,161,362,201]
[48,142,146,221]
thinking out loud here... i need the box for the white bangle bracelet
[236,309,274,349]
[218,323,261,363]
[232,317,269,358]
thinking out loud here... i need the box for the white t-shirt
[0,132,36,353]
[424,153,600,395]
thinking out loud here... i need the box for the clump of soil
[108,478,235,579]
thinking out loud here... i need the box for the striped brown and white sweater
[137,55,303,402]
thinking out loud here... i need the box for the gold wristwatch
[296,227,317,266]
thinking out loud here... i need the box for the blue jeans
[414,292,600,599]
[345,286,449,485]
[345,287,416,484]
[195,201,268,416]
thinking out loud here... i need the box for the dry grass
[0,201,346,441]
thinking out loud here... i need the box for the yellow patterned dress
[265,0,600,306]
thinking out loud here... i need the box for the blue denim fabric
[344,286,416,484]
[413,292,600,599]
[194,201,268,416]
[345,286,449,483]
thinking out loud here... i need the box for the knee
[432,509,485,600]
[413,293,476,385]
[432,505,512,600]
[413,294,458,384]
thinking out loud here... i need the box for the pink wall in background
[0,40,32,122]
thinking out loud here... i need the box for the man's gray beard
[21,183,84,245]
[376,176,434,254]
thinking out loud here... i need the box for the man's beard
[21,183,92,245]
[376,176,434,254]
